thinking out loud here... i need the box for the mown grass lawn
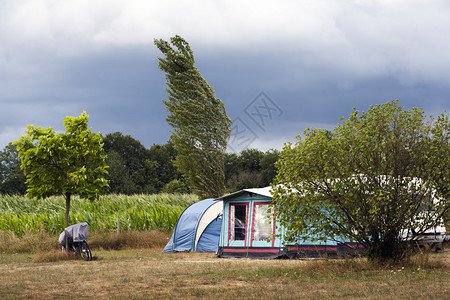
[1,249,449,299]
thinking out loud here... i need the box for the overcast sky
[1,0,449,152]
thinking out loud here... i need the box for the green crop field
[0,194,198,236]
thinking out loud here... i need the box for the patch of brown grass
[0,231,56,254]
[33,249,85,263]
[88,230,171,250]
[1,250,448,299]
[301,252,449,276]
[302,257,372,274]
[400,251,449,270]
[0,230,171,254]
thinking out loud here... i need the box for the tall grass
[0,194,198,236]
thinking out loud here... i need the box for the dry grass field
[1,244,449,299]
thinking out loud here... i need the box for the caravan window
[252,203,274,242]
[229,204,248,241]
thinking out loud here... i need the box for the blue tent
[163,198,223,253]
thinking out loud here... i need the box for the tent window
[230,204,247,241]
[252,204,273,242]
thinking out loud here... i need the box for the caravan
[216,187,362,259]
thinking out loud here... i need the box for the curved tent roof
[163,198,223,253]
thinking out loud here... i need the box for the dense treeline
[225,148,279,192]
[0,143,26,195]
[0,132,279,196]
[103,132,183,194]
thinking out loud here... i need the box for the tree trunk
[64,193,71,252]
[65,193,71,228]
[367,232,405,265]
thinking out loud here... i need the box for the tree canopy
[273,101,449,263]
[103,132,182,194]
[0,142,27,194]
[14,111,108,228]
[225,149,280,192]
[155,35,232,198]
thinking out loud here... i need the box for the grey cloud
[1,1,450,151]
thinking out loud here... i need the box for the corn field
[0,194,198,236]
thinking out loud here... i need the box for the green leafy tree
[103,132,150,176]
[103,133,180,194]
[162,179,189,194]
[155,35,232,198]
[103,132,158,194]
[260,149,280,186]
[224,152,240,181]
[15,111,109,229]
[148,142,182,190]
[105,150,135,194]
[226,170,262,191]
[238,149,264,172]
[273,101,449,264]
[0,142,27,194]
[224,149,280,191]
[226,149,264,190]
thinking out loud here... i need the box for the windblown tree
[273,101,449,264]
[155,35,232,198]
[15,111,109,229]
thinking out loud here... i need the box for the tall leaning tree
[155,35,231,198]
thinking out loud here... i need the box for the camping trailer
[216,187,362,259]
[216,187,286,259]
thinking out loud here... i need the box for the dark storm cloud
[201,51,450,146]
[0,47,172,148]
[1,0,450,151]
